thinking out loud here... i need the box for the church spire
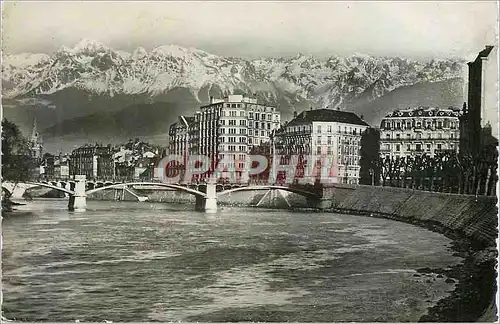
[29,117,43,159]
[31,117,38,140]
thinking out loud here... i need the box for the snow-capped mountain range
[3,39,464,110]
[2,39,466,152]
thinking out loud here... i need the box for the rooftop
[383,106,461,118]
[285,109,369,127]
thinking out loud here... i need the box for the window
[328,125,332,133]
[317,136,322,144]
[239,111,245,117]
[426,144,431,151]
[231,104,236,108]
[240,120,246,126]
[386,134,390,139]
[407,144,411,151]
[407,134,411,139]
[396,144,400,151]
[396,134,400,140]
[416,144,422,151]
[317,146,321,154]
[249,130,253,135]
[327,136,332,145]
[261,113,266,120]
[229,120,236,126]
[261,130,265,137]
[317,125,322,133]
[437,144,442,150]
[249,112,254,119]
[451,133,454,139]
[327,147,332,154]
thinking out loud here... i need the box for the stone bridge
[2,176,323,213]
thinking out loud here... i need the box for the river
[2,199,463,322]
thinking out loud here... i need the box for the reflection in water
[2,199,461,322]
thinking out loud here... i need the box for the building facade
[167,95,281,182]
[275,108,369,184]
[379,106,461,159]
[54,154,70,179]
[168,116,195,179]
[69,144,115,180]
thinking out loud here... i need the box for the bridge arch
[25,182,75,196]
[217,185,319,198]
[85,182,207,198]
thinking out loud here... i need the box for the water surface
[2,199,461,322]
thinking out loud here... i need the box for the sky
[2,1,498,60]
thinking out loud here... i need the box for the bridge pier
[306,197,332,210]
[195,183,218,213]
[68,175,87,212]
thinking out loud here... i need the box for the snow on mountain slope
[2,39,465,110]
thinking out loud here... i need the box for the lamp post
[369,167,374,186]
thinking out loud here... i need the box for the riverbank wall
[320,184,498,246]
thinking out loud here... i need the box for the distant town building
[41,153,55,179]
[54,154,70,179]
[69,144,115,180]
[460,45,498,155]
[379,106,461,159]
[275,108,369,184]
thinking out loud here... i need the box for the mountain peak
[151,44,213,59]
[72,39,109,54]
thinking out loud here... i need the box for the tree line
[371,147,498,196]
[2,119,35,183]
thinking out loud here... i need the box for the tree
[2,119,34,182]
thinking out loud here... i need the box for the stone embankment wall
[322,184,498,246]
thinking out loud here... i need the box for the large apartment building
[167,95,281,180]
[379,106,461,159]
[275,108,369,184]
